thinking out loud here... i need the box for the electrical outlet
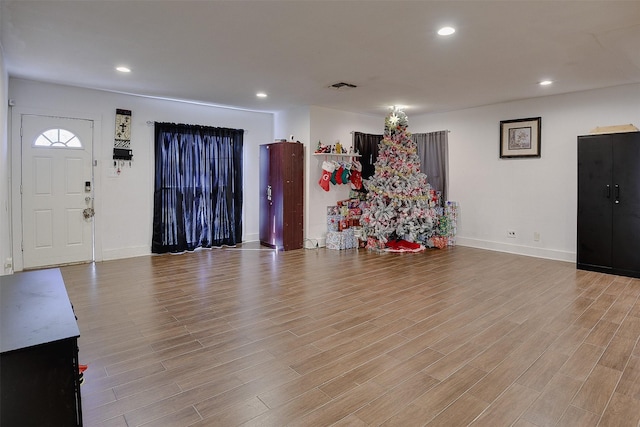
[534,232,540,242]
[507,230,516,238]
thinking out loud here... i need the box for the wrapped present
[339,219,349,231]
[437,215,452,237]
[326,230,358,250]
[366,236,385,250]
[431,236,449,249]
[327,214,342,232]
[326,205,340,216]
[326,231,344,250]
[342,228,357,249]
[444,201,459,246]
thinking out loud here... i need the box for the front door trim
[11,106,103,272]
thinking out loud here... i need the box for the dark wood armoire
[259,142,304,250]
[577,131,640,278]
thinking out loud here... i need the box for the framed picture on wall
[499,117,541,158]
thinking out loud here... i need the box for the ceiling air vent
[329,82,357,90]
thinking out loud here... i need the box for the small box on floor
[326,231,345,250]
[326,229,358,250]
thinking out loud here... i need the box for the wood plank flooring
[59,244,640,426]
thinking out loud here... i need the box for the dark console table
[1,268,82,426]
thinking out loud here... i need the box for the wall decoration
[113,109,133,161]
[499,117,541,158]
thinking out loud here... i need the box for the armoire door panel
[611,133,640,272]
[577,136,613,270]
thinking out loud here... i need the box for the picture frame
[499,117,541,158]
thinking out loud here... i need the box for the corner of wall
[0,39,12,274]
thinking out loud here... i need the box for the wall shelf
[313,153,361,158]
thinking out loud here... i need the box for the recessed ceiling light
[437,26,456,36]
[116,66,131,73]
[539,80,553,86]
[256,92,268,98]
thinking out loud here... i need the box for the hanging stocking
[330,161,339,185]
[341,163,351,185]
[335,163,345,185]
[319,160,335,191]
[350,159,363,190]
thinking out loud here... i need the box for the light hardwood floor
[60,244,640,426]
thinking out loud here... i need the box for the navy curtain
[353,132,382,179]
[152,122,243,253]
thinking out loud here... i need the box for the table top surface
[1,268,80,354]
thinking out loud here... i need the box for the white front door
[21,114,94,269]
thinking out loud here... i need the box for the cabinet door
[259,145,269,244]
[270,145,285,249]
[612,133,640,273]
[577,136,613,270]
[282,143,304,250]
[259,144,286,249]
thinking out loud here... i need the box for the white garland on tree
[361,107,437,245]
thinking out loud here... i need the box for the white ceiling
[2,1,640,117]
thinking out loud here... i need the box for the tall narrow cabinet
[259,142,304,250]
[577,131,640,277]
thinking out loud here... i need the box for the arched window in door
[34,128,83,148]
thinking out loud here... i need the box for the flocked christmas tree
[361,107,437,249]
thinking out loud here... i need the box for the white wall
[411,83,640,261]
[8,77,637,266]
[9,78,272,270]
[0,41,10,275]
[275,106,381,247]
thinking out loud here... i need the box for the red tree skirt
[385,239,426,253]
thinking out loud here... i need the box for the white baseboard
[456,237,576,263]
[303,236,326,249]
[101,246,150,261]
[244,232,259,243]
[98,238,575,262]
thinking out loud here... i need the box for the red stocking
[318,161,335,191]
[350,159,363,190]
[335,165,344,185]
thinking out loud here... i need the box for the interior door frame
[11,106,103,272]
